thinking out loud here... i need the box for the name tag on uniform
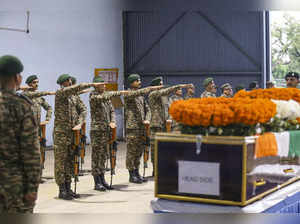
[178,161,220,196]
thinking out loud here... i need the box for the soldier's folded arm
[19,106,41,202]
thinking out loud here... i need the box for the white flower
[209,127,216,133]
[271,99,300,120]
[217,128,223,135]
[256,127,262,134]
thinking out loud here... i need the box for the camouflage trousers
[150,127,164,165]
[53,130,73,185]
[126,129,145,171]
[0,192,34,213]
[40,145,45,179]
[90,130,108,176]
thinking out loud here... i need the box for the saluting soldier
[220,83,233,98]
[24,75,54,184]
[89,76,129,191]
[285,72,299,88]
[53,74,104,200]
[124,74,162,184]
[201,77,217,98]
[148,76,194,175]
[169,87,184,132]
[184,85,195,99]
[0,55,41,213]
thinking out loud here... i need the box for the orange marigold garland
[169,98,277,127]
[234,88,300,103]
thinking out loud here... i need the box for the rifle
[80,122,87,173]
[108,126,117,188]
[39,123,47,169]
[72,129,81,195]
[143,123,151,178]
[166,120,172,133]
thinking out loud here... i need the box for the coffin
[154,132,300,206]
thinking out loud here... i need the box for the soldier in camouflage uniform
[23,75,54,184]
[220,83,233,98]
[53,74,104,200]
[184,85,195,99]
[89,76,129,191]
[200,77,217,98]
[0,55,41,213]
[148,76,193,176]
[169,88,184,132]
[124,74,162,184]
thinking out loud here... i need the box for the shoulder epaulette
[16,93,33,105]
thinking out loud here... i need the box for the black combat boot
[99,174,114,190]
[134,169,148,182]
[129,170,142,184]
[65,182,80,198]
[58,184,73,200]
[93,175,106,191]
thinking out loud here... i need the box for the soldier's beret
[0,55,24,77]
[57,74,71,85]
[221,83,232,91]
[151,76,162,86]
[25,75,38,84]
[128,74,140,84]
[93,76,104,83]
[71,76,77,85]
[249,81,258,89]
[203,77,214,87]
[285,72,299,80]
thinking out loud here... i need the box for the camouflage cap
[0,55,24,77]
[151,76,162,86]
[70,76,77,85]
[25,75,38,84]
[57,74,71,85]
[93,76,104,83]
[203,77,214,87]
[128,74,140,84]
[221,83,232,91]
[285,72,299,80]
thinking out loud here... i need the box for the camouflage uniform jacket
[124,88,151,130]
[70,94,87,127]
[200,90,216,98]
[149,85,182,128]
[22,89,52,123]
[54,84,92,132]
[0,90,40,206]
[89,91,121,132]
[220,94,232,98]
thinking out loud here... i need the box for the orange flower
[169,97,276,127]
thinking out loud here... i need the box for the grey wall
[0,1,126,145]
